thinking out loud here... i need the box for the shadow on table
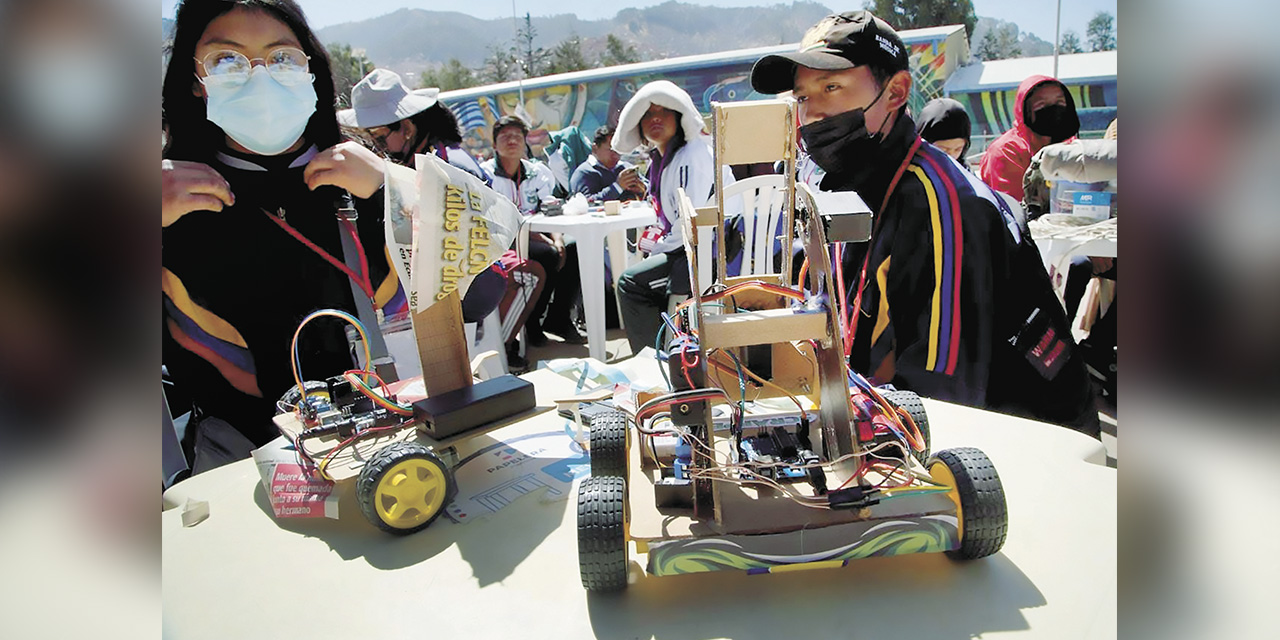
[443,430,576,587]
[250,435,571,580]
[251,481,455,570]
[586,552,1045,640]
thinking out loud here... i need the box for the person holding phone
[570,125,647,203]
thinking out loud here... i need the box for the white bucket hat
[337,69,440,129]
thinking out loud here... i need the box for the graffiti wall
[444,62,769,160]
[906,39,951,115]
[953,81,1119,138]
[441,27,965,161]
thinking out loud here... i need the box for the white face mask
[203,66,316,155]
[15,46,129,157]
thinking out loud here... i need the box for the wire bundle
[637,276,939,510]
[287,309,415,479]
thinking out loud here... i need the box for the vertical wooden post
[411,289,473,398]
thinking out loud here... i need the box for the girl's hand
[162,159,234,227]
[303,141,385,199]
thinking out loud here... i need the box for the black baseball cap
[751,11,910,95]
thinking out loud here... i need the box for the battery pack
[412,375,536,439]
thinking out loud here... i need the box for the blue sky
[162,1,1117,43]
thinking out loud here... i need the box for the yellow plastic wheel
[926,447,1007,559]
[356,442,456,535]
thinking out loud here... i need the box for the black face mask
[1027,104,1080,143]
[388,135,426,165]
[798,85,891,176]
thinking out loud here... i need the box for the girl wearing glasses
[162,0,395,472]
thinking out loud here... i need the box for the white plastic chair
[721,173,789,279]
[381,305,508,384]
[464,309,508,380]
[710,99,797,285]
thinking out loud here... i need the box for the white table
[520,204,657,361]
[163,366,1116,640]
[1031,218,1118,292]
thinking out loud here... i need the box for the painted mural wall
[442,31,962,162]
[952,81,1119,138]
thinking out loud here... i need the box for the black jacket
[823,112,1095,433]
[162,145,390,445]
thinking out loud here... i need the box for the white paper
[410,153,522,310]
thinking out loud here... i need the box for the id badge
[638,225,663,254]
[1008,306,1071,380]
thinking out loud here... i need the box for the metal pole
[1053,0,1062,77]
[513,1,524,106]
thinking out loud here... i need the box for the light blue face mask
[203,66,317,155]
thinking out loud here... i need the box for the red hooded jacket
[979,75,1075,201]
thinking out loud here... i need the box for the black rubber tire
[577,476,628,592]
[356,441,456,535]
[883,389,931,465]
[927,447,1008,560]
[590,411,628,478]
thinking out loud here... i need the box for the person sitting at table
[482,116,585,346]
[338,68,544,369]
[613,80,724,354]
[162,0,399,472]
[571,125,647,203]
[916,97,972,165]
[750,10,1097,435]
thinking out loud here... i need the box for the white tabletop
[523,203,657,235]
[163,367,1115,640]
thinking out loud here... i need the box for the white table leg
[578,227,608,362]
[606,228,629,331]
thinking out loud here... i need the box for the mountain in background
[314,1,833,78]
[162,3,1063,76]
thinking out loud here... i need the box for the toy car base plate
[273,412,419,482]
[626,429,956,541]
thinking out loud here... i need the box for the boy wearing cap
[751,11,1097,435]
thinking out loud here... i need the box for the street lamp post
[1053,0,1062,77]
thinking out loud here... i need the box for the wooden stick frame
[712,99,797,290]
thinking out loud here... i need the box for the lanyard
[649,151,669,233]
[262,209,375,302]
[844,135,924,357]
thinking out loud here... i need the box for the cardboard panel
[714,99,795,166]
[701,308,829,350]
[412,290,472,397]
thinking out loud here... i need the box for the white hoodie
[612,80,732,255]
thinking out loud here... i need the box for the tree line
[327,3,1118,101]
[328,13,641,100]
[975,10,1116,62]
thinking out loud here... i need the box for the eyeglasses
[365,122,401,147]
[195,47,313,87]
